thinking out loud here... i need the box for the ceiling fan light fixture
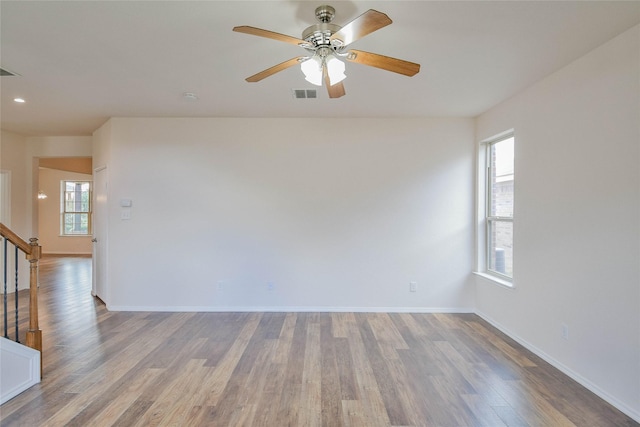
[301,56,323,86]
[326,55,346,86]
[301,53,346,87]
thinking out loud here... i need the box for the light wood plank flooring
[1,256,637,426]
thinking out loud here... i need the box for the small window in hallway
[61,181,92,235]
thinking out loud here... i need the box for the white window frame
[61,180,92,236]
[476,130,514,287]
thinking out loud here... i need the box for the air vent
[0,68,19,77]
[292,89,317,99]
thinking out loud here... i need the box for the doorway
[37,157,93,255]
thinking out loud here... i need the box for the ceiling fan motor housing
[302,23,341,48]
[301,5,345,51]
[315,5,335,23]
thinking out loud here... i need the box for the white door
[92,167,108,302]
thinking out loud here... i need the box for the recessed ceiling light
[14,97,25,103]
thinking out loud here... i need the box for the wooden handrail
[0,222,43,376]
[0,223,32,254]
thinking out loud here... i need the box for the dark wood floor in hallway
[0,256,637,426]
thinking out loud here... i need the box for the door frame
[92,166,108,302]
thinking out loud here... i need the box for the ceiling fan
[233,5,420,98]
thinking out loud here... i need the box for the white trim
[480,128,515,145]
[473,271,515,289]
[474,144,487,272]
[0,338,41,405]
[475,310,640,423]
[106,305,475,314]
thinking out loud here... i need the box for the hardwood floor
[1,256,637,426]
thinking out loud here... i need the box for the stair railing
[0,223,42,373]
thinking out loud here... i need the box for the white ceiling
[1,1,639,136]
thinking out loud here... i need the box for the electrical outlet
[561,323,569,340]
[120,210,131,220]
[410,281,417,292]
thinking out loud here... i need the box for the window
[483,134,514,280]
[61,181,92,235]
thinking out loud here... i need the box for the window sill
[473,271,514,289]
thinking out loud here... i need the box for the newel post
[25,237,43,376]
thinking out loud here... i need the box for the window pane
[490,137,514,217]
[64,213,89,234]
[489,220,513,277]
[64,181,91,213]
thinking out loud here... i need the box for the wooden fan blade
[346,49,420,77]
[326,80,346,98]
[233,26,307,46]
[330,10,392,46]
[323,66,346,98]
[245,57,305,82]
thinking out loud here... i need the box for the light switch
[121,210,131,220]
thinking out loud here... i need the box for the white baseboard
[106,305,475,314]
[475,310,640,423]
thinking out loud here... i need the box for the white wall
[92,120,111,171]
[98,117,475,311]
[475,25,640,420]
[0,131,31,290]
[1,131,30,236]
[29,136,93,158]
[37,168,93,255]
